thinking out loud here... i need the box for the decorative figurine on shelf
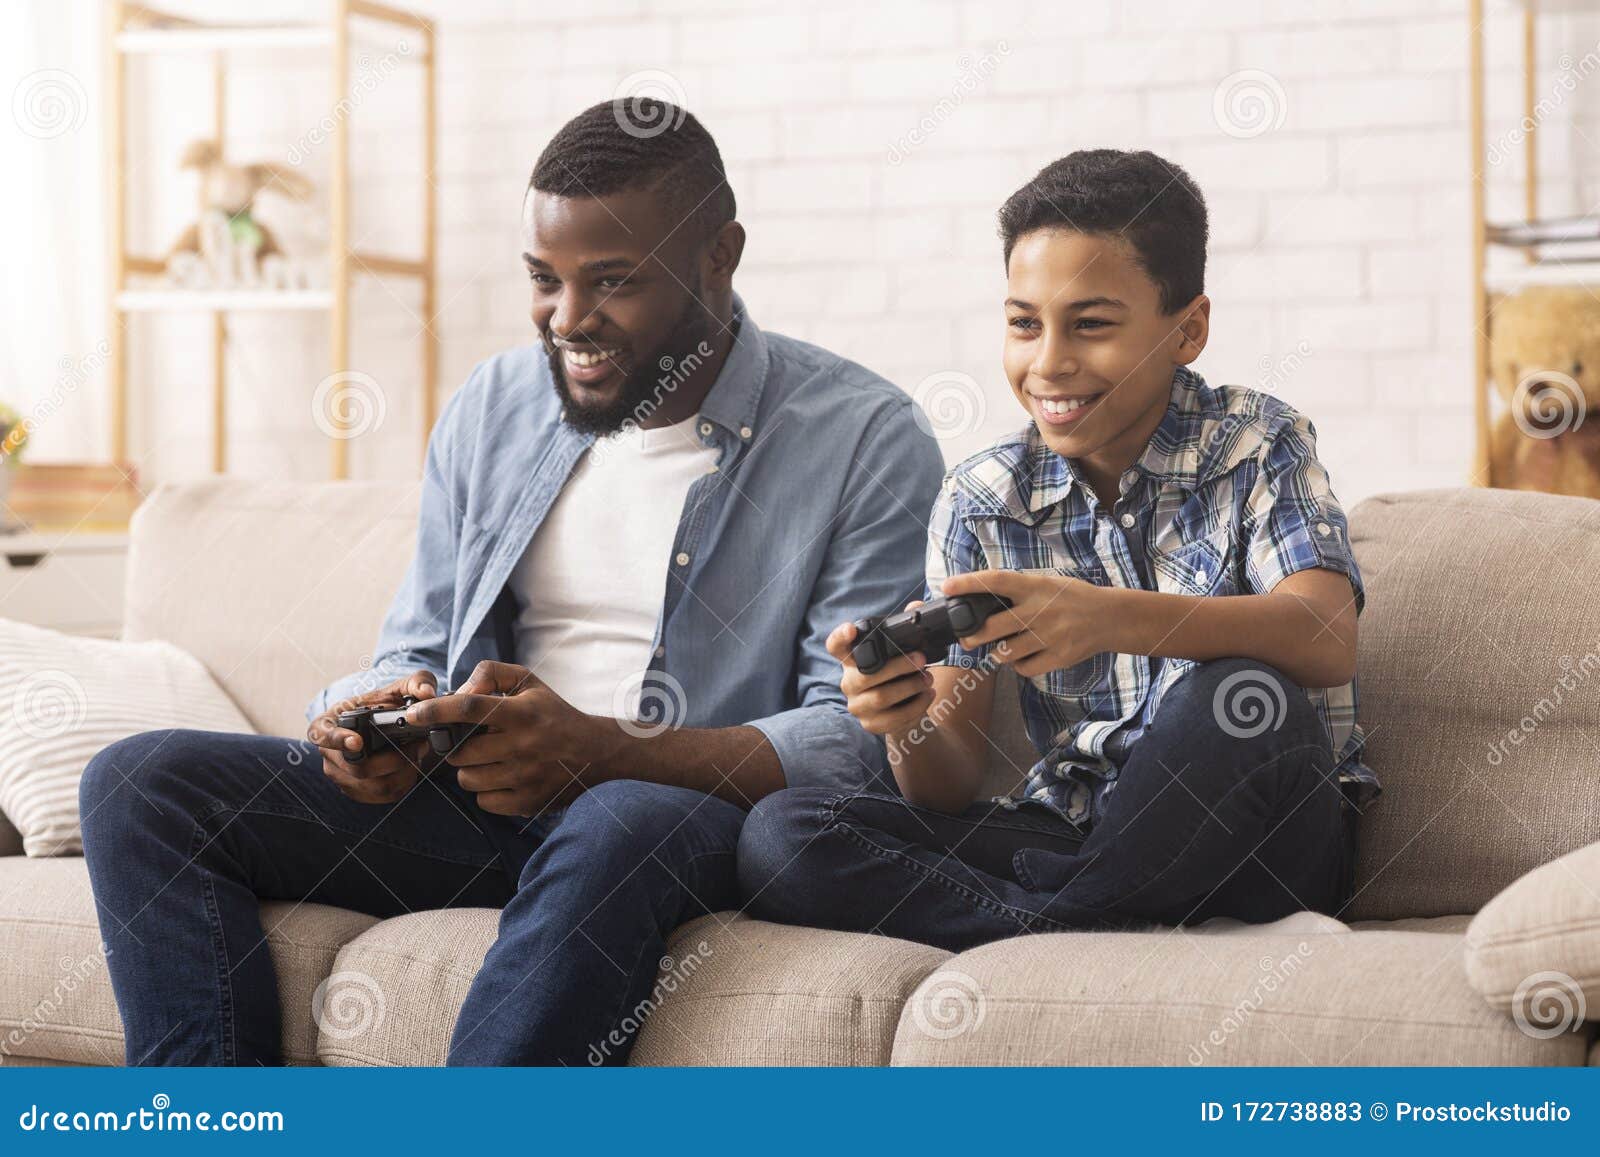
[0,401,27,532]
[1488,285,1600,500]
[164,139,318,291]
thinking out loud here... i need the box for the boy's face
[1003,228,1206,469]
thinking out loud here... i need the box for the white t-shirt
[509,413,720,717]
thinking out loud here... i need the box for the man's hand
[825,601,935,737]
[403,660,605,818]
[307,669,438,805]
[940,569,1110,678]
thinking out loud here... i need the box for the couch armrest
[0,809,23,857]
[1464,839,1600,1033]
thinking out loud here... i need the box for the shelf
[1484,261,1600,292]
[116,289,333,312]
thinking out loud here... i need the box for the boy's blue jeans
[77,732,744,1066]
[737,659,1360,951]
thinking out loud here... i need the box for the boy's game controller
[850,593,1013,675]
[336,697,480,764]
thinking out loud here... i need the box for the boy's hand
[826,603,935,737]
[940,570,1110,678]
[307,669,438,804]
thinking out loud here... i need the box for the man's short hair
[529,99,736,243]
[998,149,1207,314]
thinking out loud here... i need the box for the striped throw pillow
[0,618,255,857]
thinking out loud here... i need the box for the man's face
[523,188,714,435]
[1002,228,1202,464]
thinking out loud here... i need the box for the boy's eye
[1076,317,1111,330]
[1007,315,1038,332]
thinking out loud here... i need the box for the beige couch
[3,480,1599,1067]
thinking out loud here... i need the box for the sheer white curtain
[1,0,106,462]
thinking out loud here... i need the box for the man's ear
[1171,293,1210,365]
[702,220,746,292]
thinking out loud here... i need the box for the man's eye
[528,272,557,287]
[598,276,629,290]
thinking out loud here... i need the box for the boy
[737,149,1381,951]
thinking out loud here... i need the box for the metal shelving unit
[105,0,437,480]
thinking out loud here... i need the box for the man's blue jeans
[77,731,744,1065]
[738,659,1360,952]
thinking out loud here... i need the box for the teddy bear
[1487,284,1600,499]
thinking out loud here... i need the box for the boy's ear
[1170,293,1211,365]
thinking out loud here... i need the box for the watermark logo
[12,69,87,140]
[1211,669,1287,739]
[312,370,387,440]
[612,670,689,738]
[1212,69,1287,139]
[1511,970,1587,1039]
[909,969,986,1040]
[11,670,88,740]
[311,970,386,1041]
[886,42,1010,165]
[612,71,688,139]
[1510,368,1586,440]
[911,370,987,441]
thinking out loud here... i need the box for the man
[79,100,943,1066]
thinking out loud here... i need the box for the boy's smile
[1003,228,1209,502]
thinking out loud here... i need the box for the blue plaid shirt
[926,365,1380,828]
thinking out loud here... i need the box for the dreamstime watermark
[589,340,715,466]
[311,970,386,1041]
[287,43,413,166]
[587,939,713,1064]
[3,340,110,460]
[1186,941,1314,1064]
[612,669,689,738]
[1510,970,1588,1039]
[909,969,986,1040]
[1257,339,1312,395]
[10,670,88,740]
[886,41,1010,166]
[312,370,387,440]
[1489,45,1600,167]
[1212,68,1286,139]
[1212,668,1288,739]
[1,944,110,1058]
[12,69,87,140]
[1484,643,1600,766]
[911,370,987,441]
[1510,368,1587,440]
[611,71,688,139]
[891,652,1002,765]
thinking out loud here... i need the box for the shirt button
[1194,569,1209,585]
[675,552,690,566]
[699,422,713,437]
[653,645,665,659]
[1119,512,1136,529]
[739,425,753,440]
[1317,522,1332,536]
[707,464,719,474]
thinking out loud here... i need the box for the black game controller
[336,697,480,765]
[850,593,1013,675]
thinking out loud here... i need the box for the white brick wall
[28,0,1600,510]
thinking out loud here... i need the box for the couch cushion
[1342,488,1600,921]
[630,914,952,1066]
[0,856,379,1065]
[890,912,1589,1065]
[123,479,419,740]
[319,909,951,1066]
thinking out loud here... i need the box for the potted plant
[0,402,25,530]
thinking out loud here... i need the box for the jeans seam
[826,791,1085,844]
[189,807,236,1066]
[824,814,1073,936]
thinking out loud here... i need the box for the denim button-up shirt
[309,298,944,807]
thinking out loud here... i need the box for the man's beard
[549,292,716,437]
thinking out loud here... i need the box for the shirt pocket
[1150,528,1237,597]
[1011,564,1108,698]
